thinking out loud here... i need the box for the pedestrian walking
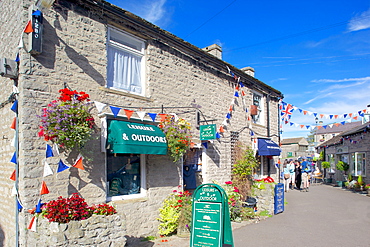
[283,160,291,192]
[295,160,302,190]
[288,159,295,190]
[301,157,311,192]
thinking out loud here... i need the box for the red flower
[225,181,232,185]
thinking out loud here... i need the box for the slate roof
[281,137,308,145]
[317,121,370,147]
[315,121,362,134]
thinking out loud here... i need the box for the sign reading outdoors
[190,184,233,247]
[200,124,216,140]
[274,183,284,215]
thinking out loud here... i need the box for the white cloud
[143,0,167,24]
[347,8,370,32]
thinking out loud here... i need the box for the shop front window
[350,152,366,176]
[107,152,144,199]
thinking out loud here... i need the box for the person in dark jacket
[294,160,302,190]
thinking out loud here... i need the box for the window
[350,152,366,176]
[252,92,263,124]
[230,131,240,164]
[107,152,146,200]
[107,27,145,95]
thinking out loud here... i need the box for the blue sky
[107,0,370,139]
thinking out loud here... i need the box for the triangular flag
[136,111,146,121]
[124,109,134,120]
[334,115,339,119]
[241,90,246,96]
[343,114,348,118]
[329,115,333,119]
[17,197,23,212]
[11,136,16,148]
[313,113,318,117]
[215,132,221,139]
[229,105,233,112]
[317,126,322,130]
[94,101,106,113]
[24,20,34,33]
[10,169,16,181]
[323,125,327,129]
[110,106,121,118]
[11,100,18,113]
[303,110,308,115]
[12,184,18,196]
[234,91,239,97]
[32,10,42,16]
[10,117,16,129]
[341,121,346,125]
[235,86,239,91]
[15,53,20,62]
[43,160,53,177]
[18,35,24,49]
[250,130,254,136]
[53,143,60,156]
[353,116,358,120]
[328,124,334,128]
[10,152,17,164]
[349,113,353,117]
[202,142,208,149]
[226,113,231,119]
[300,125,304,128]
[320,114,325,118]
[28,216,37,232]
[171,113,179,122]
[46,144,54,158]
[35,199,43,213]
[73,154,84,170]
[158,114,167,122]
[306,125,310,129]
[40,181,49,195]
[57,159,69,173]
[148,113,157,122]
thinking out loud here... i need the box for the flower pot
[336,181,343,187]
[325,178,332,184]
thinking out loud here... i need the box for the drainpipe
[266,95,271,176]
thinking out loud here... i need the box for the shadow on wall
[66,133,106,197]
[0,223,4,247]
[33,16,106,86]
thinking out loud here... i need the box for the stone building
[280,137,309,160]
[317,122,370,184]
[0,0,283,246]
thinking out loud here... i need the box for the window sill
[100,87,153,102]
[107,195,148,204]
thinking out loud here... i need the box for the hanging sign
[200,124,216,140]
[190,183,233,247]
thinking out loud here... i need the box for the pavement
[126,185,370,247]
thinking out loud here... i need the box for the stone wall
[0,0,282,245]
[253,183,276,215]
[26,215,126,247]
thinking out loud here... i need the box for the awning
[257,138,281,156]
[107,120,167,155]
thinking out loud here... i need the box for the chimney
[241,66,255,77]
[202,44,222,60]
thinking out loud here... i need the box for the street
[137,185,370,247]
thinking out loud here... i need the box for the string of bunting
[280,100,366,129]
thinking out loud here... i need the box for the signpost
[200,124,216,141]
[190,184,233,247]
[274,183,284,215]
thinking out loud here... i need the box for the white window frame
[350,152,366,177]
[252,91,264,125]
[106,27,146,96]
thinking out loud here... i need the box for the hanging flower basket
[38,88,95,150]
[158,115,192,162]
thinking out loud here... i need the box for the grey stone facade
[0,0,282,246]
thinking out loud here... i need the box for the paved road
[128,185,370,246]
[234,185,370,247]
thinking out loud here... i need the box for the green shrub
[322,161,330,169]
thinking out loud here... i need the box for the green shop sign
[200,124,216,140]
[107,120,168,155]
[190,184,233,247]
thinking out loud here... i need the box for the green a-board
[190,184,234,247]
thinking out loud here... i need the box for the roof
[317,121,370,148]
[315,121,362,135]
[281,137,309,145]
[83,0,283,99]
